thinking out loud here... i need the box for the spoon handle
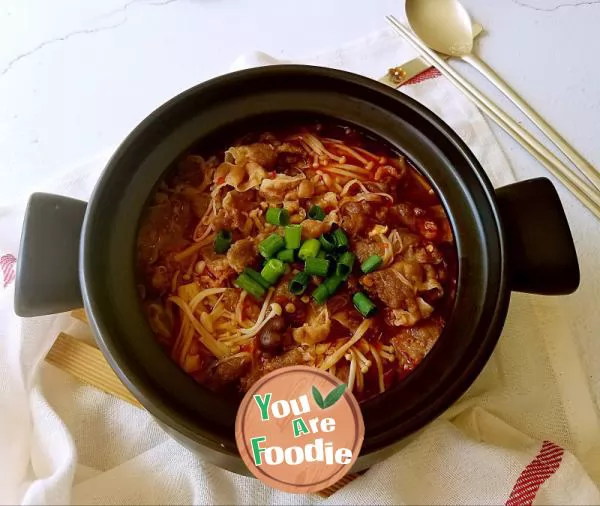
[462,53,600,192]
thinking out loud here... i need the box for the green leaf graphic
[323,383,347,408]
[312,386,325,409]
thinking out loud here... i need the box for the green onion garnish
[298,238,321,261]
[353,291,377,317]
[336,251,355,277]
[325,254,338,276]
[332,228,349,251]
[258,233,285,258]
[312,283,330,304]
[304,257,330,277]
[308,205,326,221]
[277,248,295,263]
[284,224,302,249]
[214,230,233,254]
[265,207,289,226]
[243,267,270,290]
[317,250,327,259]
[289,272,310,295]
[319,233,336,253]
[323,275,344,295]
[261,258,286,285]
[234,273,266,300]
[361,255,383,274]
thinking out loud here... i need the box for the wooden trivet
[48,310,362,498]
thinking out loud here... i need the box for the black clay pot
[14,66,579,475]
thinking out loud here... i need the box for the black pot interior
[81,66,509,457]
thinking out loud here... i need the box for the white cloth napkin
[2,28,600,505]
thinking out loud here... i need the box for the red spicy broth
[136,121,456,402]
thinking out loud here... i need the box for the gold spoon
[405,0,600,192]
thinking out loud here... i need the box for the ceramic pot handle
[495,177,579,295]
[14,193,86,317]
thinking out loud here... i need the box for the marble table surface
[1,0,599,204]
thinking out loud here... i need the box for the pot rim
[80,65,510,462]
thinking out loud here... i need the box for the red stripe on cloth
[405,67,442,86]
[1,253,17,288]
[505,441,564,506]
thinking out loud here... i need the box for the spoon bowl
[405,0,474,56]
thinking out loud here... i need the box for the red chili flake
[273,295,287,305]
[217,177,225,184]
[268,171,276,179]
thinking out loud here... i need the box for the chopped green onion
[243,267,270,290]
[277,248,295,263]
[316,250,336,274]
[319,233,336,252]
[213,230,232,254]
[289,272,310,295]
[353,292,377,317]
[234,273,266,300]
[361,255,383,274]
[325,254,338,276]
[332,228,349,251]
[284,224,302,249]
[323,275,344,295]
[336,251,355,277]
[304,257,330,277]
[308,205,326,221]
[265,207,289,226]
[258,233,285,258]
[298,238,321,260]
[312,284,330,304]
[261,258,286,285]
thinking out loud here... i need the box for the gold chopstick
[386,15,600,220]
